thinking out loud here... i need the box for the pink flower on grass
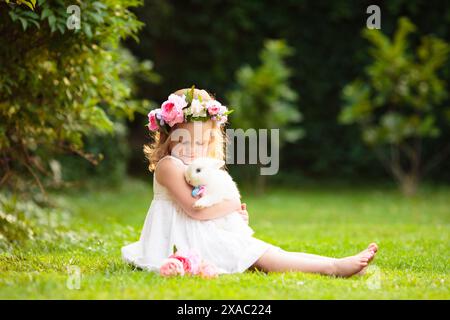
[169,249,202,275]
[147,109,160,131]
[160,258,185,277]
[161,94,187,127]
[198,260,219,279]
[168,253,192,274]
[184,250,202,275]
[160,247,219,278]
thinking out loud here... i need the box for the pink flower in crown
[217,114,228,125]
[161,94,187,127]
[206,100,222,115]
[218,105,228,115]
[147,109,160,131]
[160,258,185,277]
[198,260,219,279]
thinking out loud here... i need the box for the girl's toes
[367,250,376,262]
[368,243,378,253]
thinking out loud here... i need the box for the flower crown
[147,86,234,134]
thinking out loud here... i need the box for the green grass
[1,179,449,299]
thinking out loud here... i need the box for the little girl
[122,88,378,277]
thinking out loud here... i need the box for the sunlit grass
[0,179,449,299]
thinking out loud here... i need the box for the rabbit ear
[209,158,225,169]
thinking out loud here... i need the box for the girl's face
[169,120,214,164]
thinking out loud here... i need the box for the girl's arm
[155,157,241,220]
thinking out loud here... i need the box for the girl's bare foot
[356,243,378,275]
[332,243,378,277]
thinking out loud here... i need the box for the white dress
[121,155,281,274]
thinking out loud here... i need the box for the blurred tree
[227,39,302,192]
[127,0,450,183]
[339,17,450,196]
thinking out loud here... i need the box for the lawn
[0,179,449,299]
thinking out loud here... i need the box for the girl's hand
[238,203,249,225]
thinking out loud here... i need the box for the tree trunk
[399,173,419,197]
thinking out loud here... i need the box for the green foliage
[339,17,450,195]
[56,121,130,186]
[55,46,160,186]
[0,193,70,250]
[340,17,449,145]
[0,0,157,193]
[0,0,159,246]
[228,39,303,143]
[128,1,450,180]
[3,0,37,11]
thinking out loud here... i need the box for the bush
[0,193,71,250]
[0,0,157,246]
[57,121,130,187]
[0,0,152,194]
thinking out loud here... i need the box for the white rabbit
[185,157,240,208]
[184,157,254,236]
